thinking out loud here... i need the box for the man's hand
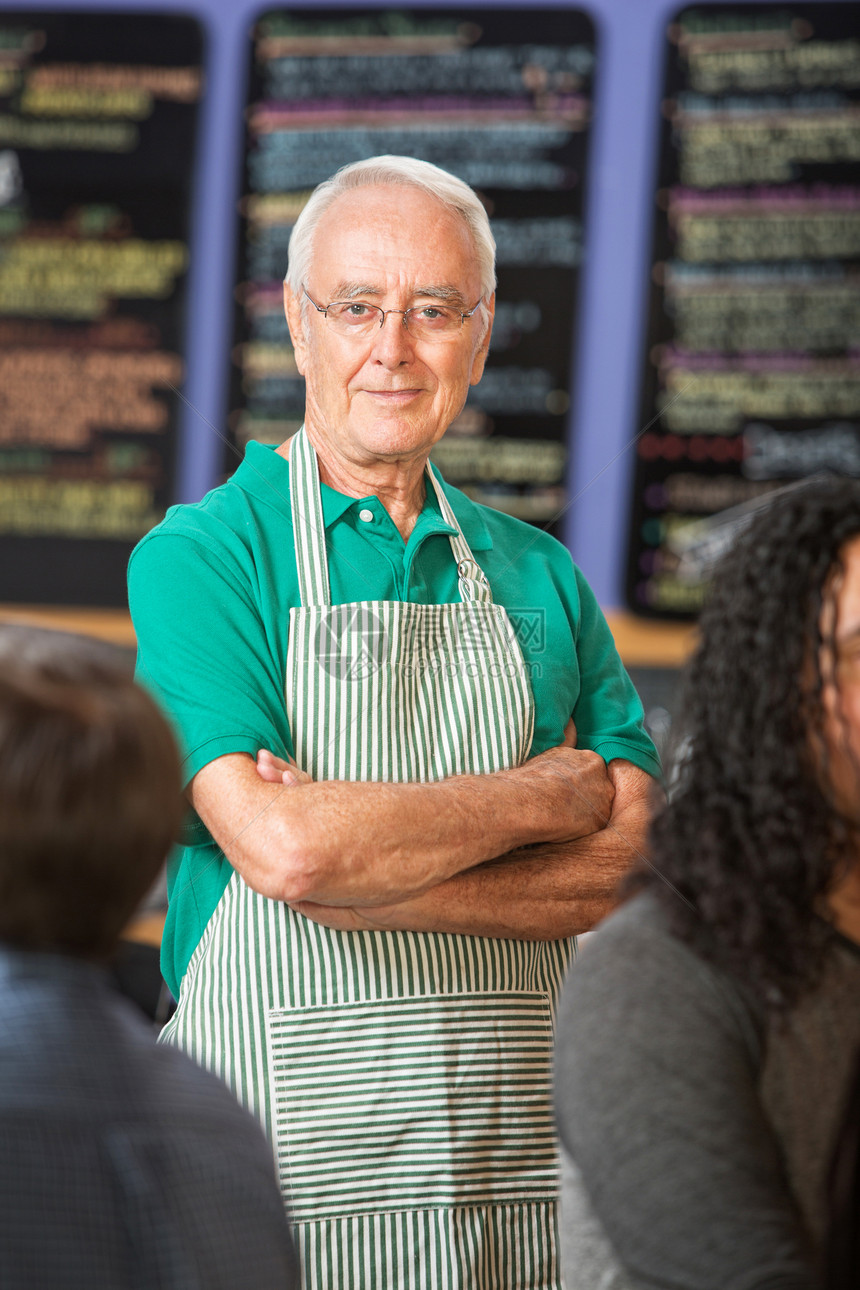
[255,748,312,787]
[247,719,622,938]
[252,720,615,851]
[289,759,657,940]
[190,715,620,909]
[503,721,614,843]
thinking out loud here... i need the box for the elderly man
[129,155,660,1289]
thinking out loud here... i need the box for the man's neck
[280,431,428,542]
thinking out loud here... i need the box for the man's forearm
[190,743,615,906]
[293,840,631,939]
[291,763,658,938]
[400,819,648,938]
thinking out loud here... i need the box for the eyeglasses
[304,289,483,341]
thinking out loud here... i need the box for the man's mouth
[363,388,423,401]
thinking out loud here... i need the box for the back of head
[642,476,860,1008]
[0,626,182,959]
[285,154,497,300]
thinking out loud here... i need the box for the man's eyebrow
[333,282,382,299]
[331,282,470,306]
[413,284,469,305]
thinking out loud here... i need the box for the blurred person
[554,478,860,1290]
[825,1047,860,1290]
[129,155,661,1288]
[0,625,299,1289]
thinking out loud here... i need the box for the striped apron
[162,427,575,1288]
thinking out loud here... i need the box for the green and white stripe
[163,426,573,1288]
[270,993,559,1221]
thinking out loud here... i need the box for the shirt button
[359,508,374,523]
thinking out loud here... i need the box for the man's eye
[415,306,452,323]
[344,303,373,318]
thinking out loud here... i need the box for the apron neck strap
[289,426,493,608]
[290,426,331,607]
[425,463,493,606]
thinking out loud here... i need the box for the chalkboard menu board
[0,11,202,606]
[626,3,860,617]
[229,6,595,532]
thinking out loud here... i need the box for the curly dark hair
[638,476,860,1011]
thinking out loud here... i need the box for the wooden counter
[603,611,697,670]
[123,909,168,948]
[0,605,136,648]
[0,605,695,669]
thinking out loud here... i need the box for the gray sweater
[554,893,860,1290]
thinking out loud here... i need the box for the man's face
[284,184,493,469]
[819,534,860,824]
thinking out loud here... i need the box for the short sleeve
[128,531,293,787]
[569,568,661,779]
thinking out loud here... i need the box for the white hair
[284,155,497,303]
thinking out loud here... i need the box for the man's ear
[470,292,495,386]
[284,282,308,376]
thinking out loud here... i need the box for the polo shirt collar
[236,441,492,552]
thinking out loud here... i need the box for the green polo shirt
[129,442,660,996]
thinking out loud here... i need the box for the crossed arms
[188,731,658,938]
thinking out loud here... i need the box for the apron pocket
[268,991,559,1223]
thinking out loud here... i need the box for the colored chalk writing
[627,5,860,617]
[0,12,202,606]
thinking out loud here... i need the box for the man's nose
[370,311,414,364]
